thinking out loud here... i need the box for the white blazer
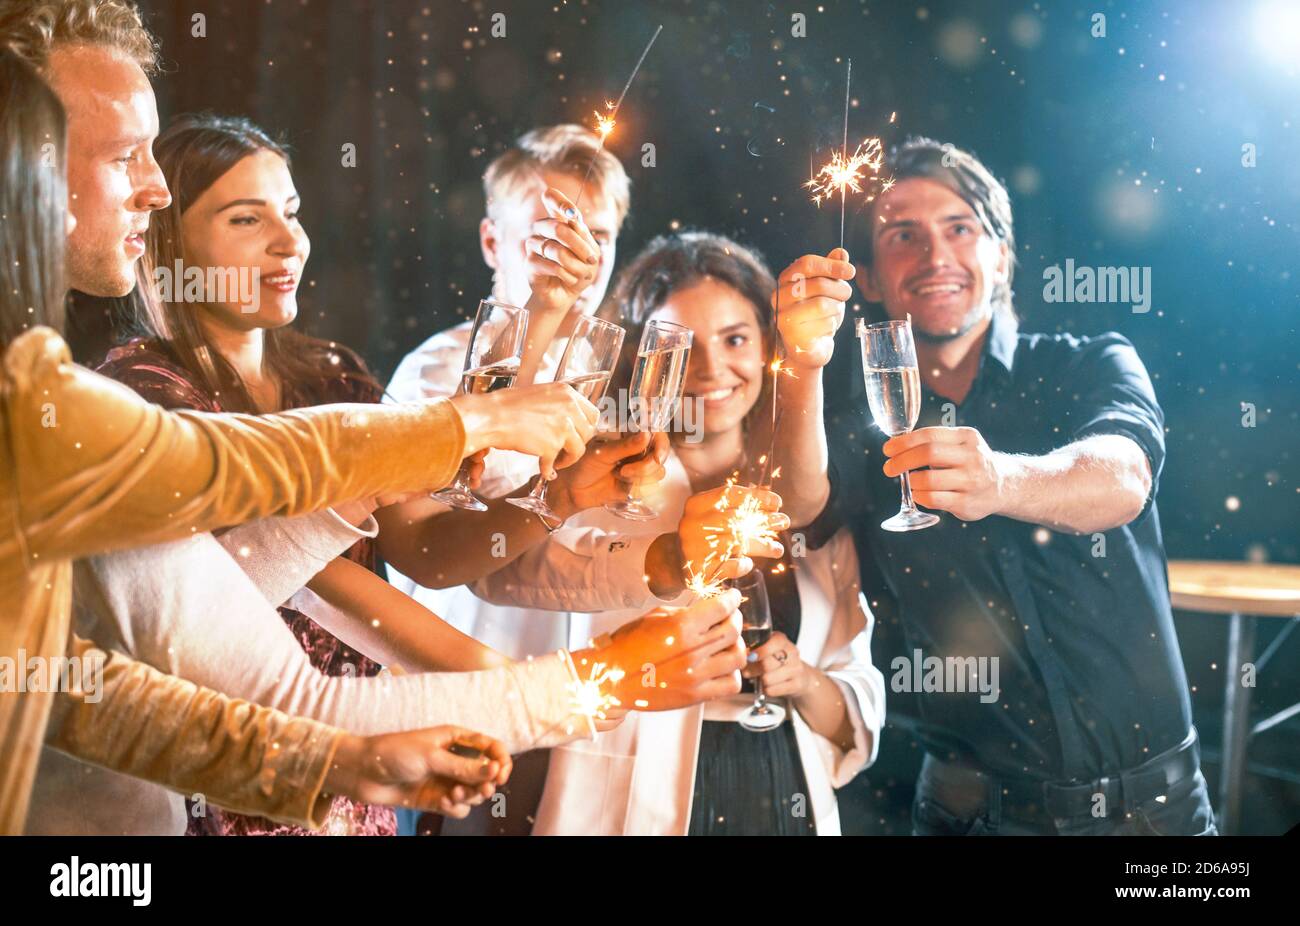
[479,452,887,835]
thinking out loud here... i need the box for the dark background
[135,0,1298,834]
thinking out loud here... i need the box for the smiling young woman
[471,231,886,836]
[95,114,401,836]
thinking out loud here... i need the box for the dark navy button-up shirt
[807,309,1192,782]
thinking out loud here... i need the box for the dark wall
[137,0,1299,832]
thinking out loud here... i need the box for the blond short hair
[484,124,631,228]
[0,0,159,74]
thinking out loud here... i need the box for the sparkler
[592,103,617,140]
[805,137,885,210]
[804,59,891,251]
[575,24,664,210]
[682,481,783,600]
[567,656,625,722]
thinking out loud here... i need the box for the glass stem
[448,459,473,493]
[530,471,550,503]
[445,383,472,493]
[899,469,919,514]
[753,677,768,713]
[623,434,654,503]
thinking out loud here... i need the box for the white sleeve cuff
[216,509,375,606]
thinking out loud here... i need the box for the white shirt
[386,321,600,658]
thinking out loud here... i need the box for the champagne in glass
[507,314,625,528]
[733,569,785,733]
[605,319,692,521]
[858,318,940,532]
[460,357,521,396]
[430,299,529,511]
[863,365,921,437]
[564,369,613,403]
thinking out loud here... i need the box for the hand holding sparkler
[663,484,789,599]
[772,249,856,369]
[572,588,748,712]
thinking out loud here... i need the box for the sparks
[683,482,780,600]
[805,137,887,208]
[684,559,728,599]
[723,486,781,554]
[769,356,797,380]
[704,482,780,565]
[575,25,663,208]
[566,659,624,721]
[593,105,616,140]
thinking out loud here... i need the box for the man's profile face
[481,169,619,315]
[858,177,1008,342]
[45,44,170,297]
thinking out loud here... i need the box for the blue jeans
[911,754,1218,836]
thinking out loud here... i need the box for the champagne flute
[604,319,692,521]
[733,569,786,733]
[430,299,529,511]
[507,314,625,528]
[858,317,940,532]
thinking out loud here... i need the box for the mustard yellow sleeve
[1,327,465,563]
[46,637,340,829]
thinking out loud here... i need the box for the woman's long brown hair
[609,230,779,482]
[0,49,67,349]
[141,113,377,412]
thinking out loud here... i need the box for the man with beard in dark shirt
[772,137,1215,835]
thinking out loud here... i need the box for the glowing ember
[805,137,887,207]
[567,659,624,721]
[575,26,662,208]
[722,487,780,555]
[683,482,782,600]
[769,357,797,379]
[684,560,728,599]
[593,106,616,140]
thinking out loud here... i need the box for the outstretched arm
[887,428,1151,534]
[3,328,466,564]
[767,249,857,527]
[303,558,509,671]
[377,431,667,590]
[884,334,1165,535]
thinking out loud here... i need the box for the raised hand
[773,248,856,369]
[524,186,602,318]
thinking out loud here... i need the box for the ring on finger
[775,650,788,665]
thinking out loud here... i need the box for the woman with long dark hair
[94,113,506,835]
[486,231,886,835]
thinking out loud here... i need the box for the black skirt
[687,718,817,836]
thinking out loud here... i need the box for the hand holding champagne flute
[605,318,693,521]
[858,316,940,532]
[732,569,786,732]
[431,299,529,511]
[508,314,625,527]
